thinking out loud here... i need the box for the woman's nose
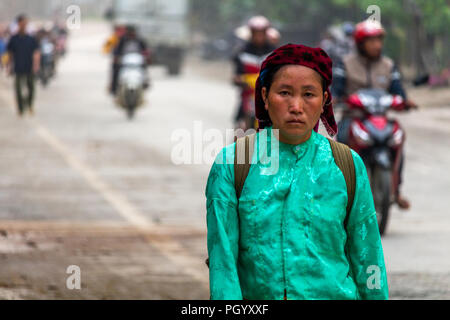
[289,97,304,114]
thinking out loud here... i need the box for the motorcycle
[340,88,408,235]
[39,38,56,87]
[116,52,149,119]
[55,33,68,58]
[235,52,267,131]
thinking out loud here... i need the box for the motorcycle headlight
[388,128,404,147]
[120,70,143,89]
[351,122,373,146]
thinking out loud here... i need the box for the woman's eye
[304,92,315,97]
[279,91,290,96]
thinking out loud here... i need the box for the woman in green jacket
[206,44,389,300]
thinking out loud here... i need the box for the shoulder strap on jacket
[327,138,356,228]
[234,133,256,200]
[206,133,256,269]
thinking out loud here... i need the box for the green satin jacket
[205,127,389,300]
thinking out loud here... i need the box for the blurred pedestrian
[0,27,7,71]
[6,14,40,116]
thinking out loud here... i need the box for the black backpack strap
[327,138,356,229]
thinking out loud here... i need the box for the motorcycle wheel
[371,166,392,236]
[40,67,48,88]
[124,90,139,120]
[126,106,135,120]
[41,74,48,87]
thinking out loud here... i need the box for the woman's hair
[261,64,327,97]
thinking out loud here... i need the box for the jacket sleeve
[6,36,14,53]
[205,146,243,300]
[345,150,389,300]
[113,38,123,57]
[331,58,347,99]
[388,64,407,99]
[32,36,39,53]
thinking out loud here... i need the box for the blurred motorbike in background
[235,52,265,131]
[341,88,411,235]
[39,37,56,87]
[116,52,149,119]
[55,30,67,58]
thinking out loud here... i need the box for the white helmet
[247,15,270,31]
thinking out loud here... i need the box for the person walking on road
[0,27,8,71]
[6,14,40,116]
[206,44,389,300]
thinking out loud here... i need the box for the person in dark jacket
[7,14,40,116]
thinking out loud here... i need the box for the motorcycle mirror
[391,95,405,110]
[346,94,364,109]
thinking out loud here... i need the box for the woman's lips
[286,119,305,124]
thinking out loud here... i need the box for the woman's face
[262,65,328,145]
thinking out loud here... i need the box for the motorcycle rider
[105,24,125,95]
[332,19,417,209]
[51,21,68,58]
[103,24,125,55]
[232,16,276,130]
[267,27,281,46]
[35,26,56,80]
[320,22,355,65]
[111,25,150,95]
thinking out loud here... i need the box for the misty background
[0,0,448,79]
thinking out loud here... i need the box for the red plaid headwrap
[255,43,338,136]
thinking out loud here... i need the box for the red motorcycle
[235,52,267,131]
[341,89,409,235]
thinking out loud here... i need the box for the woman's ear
[321,91,329,112]
[262,87,269,111]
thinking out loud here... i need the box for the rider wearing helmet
[103,24,125,55]
[332,19,417,210]
[333,19,417,105]
[320,22,355,64]
[105,24,125,94]
[111,25,150,95]
[232,16,276,130]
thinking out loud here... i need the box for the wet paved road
[0,22,449,299]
